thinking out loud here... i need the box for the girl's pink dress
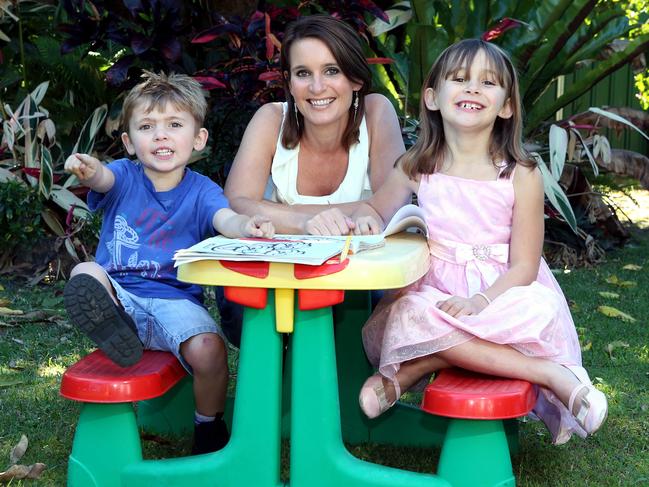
[362,171,586,444]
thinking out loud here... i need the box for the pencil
[339,232,353,263]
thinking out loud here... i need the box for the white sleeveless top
[267,102,372,204]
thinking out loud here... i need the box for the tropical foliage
[0,82,105,277]
[367,0,648,265]
[1,0,647,276]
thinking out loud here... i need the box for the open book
[173,204,427,266]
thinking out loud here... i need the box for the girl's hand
[64,153,101,181]
[304,208,354,235]
[353,215,382,235]
[242,215,275,238]
[436,294,489,318]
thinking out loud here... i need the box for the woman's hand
[436,294,489,318]
[304,208,355,235]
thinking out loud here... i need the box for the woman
[224,14,405,234]
[220,15,405,345]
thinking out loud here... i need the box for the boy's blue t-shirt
[88,158,229,305]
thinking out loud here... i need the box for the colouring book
[173,204,428,266]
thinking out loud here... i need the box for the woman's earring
[293,98,300,130]
[353,91,359,122]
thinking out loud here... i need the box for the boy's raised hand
[243,215,275,238]
[64,153,101,181]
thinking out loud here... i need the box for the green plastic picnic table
[120,232,452,486]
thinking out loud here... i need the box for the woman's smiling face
[287,37,362,128]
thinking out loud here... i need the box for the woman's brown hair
[280,15,372,151]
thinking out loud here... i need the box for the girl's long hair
[401,39,534,180]
[280,15,372,151]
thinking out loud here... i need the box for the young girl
[351,39,607,445]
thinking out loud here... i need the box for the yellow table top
[177,232,430,290]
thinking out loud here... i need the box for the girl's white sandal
[565,365,608,435]
[359,373,401,419]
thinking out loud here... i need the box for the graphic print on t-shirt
[106,215,161,277]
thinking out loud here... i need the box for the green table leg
[437,419,515,487]
[334,291,448,448]
[121,294,285,487]
[137,376,195,437]
[68,403,142,487]
[289,305,451,487]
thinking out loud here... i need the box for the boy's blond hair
[121,71,207,131]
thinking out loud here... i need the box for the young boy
[63,71,274,455]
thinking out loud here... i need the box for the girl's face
[287,37,362,129]
[424,49,513,135]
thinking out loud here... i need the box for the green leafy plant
[56,1,391,183]
[0,82,106,276]
[530,107,648,265]
[0,178,44,253]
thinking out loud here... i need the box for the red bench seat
[422,367,537,419]
[420,368,538,487]
[60,349,186,403]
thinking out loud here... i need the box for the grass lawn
[1,187,647,486]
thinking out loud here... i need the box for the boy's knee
[181,333,227,371]
[71,261,106,279]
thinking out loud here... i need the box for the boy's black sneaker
[191,419,230,455]
[64,274,143,367]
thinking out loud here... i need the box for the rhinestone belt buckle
[472,244,491,261]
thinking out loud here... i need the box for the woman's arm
[224,103,357,233]
[224,103,284,217]
[226,96,407,234]
[365,94,406,190]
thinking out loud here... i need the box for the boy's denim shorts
[106,275,224,373]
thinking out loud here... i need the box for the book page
[173,235,345,266]
[383,204,428,237]
[273,234,385,253]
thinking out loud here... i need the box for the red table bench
[421,368,538,487]
[60,350,194,487]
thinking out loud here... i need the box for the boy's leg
[64,262,142,367]
[145,297,230,455]
[181,333,230,454]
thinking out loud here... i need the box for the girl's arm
[437,165,544,317]
[483,165,544,298]
[351,163,418,235]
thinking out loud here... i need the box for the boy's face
[121,101,208,188]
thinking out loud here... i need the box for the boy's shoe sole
[64,274,143,367]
